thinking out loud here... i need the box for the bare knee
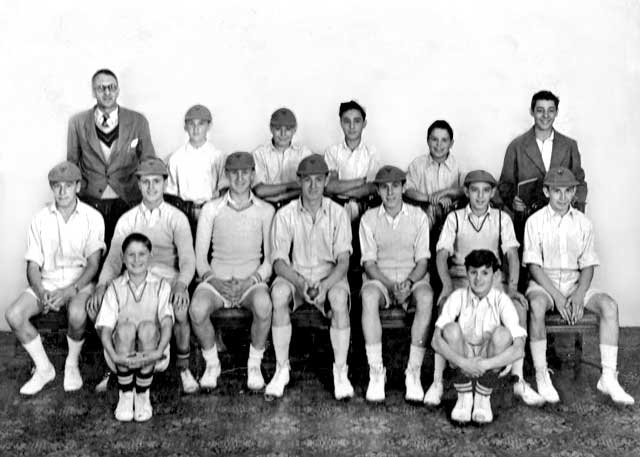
[189,293,212,325]
[596,294,618,322]
[491,326,513,349]
[67,298,88,329]
[252,290,273,322]
[137,321,159,345]
[328,288,349,316]
[413,287,434,313]
[528,295,549,322]
[271,283,291,311]
[114,321,136,350]
[441,322,462,344]
[360,285,381,313]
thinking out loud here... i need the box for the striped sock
[454,380,473,394]
[135,371,153,393]
[117,369,134,392]
[176,351,190,371]
[476,381,493,397]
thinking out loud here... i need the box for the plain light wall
[1,0,639,330]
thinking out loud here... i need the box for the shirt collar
[377,202,408,219]
[467,286,496,306]
[426,153,453,169]
[536,130,555,144]
[48,199,81,217]
[544,204,576,219]
[223,190,256,208]
[464,205,491,218]
[341,140,365,153]
[94,106,119,124]
[185,141,210,153]
[297,197,329,216]
[140,201,166,215]
[269,140,296,154]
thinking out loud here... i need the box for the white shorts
[194,280,269,309]
[271,276,351,317]
[25,283,94,304]
[525,279,604,312]
[361,277,431,309]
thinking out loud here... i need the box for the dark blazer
[67,106,156,204]
[498,127,587,213]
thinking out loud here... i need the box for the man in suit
[67,68,156,246]
[498,90,587,239]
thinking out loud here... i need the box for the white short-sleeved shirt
[96,271,174,330]
[405,153,465,195]
[252,142,313,185]
[166,141,226,204]
[436,206,519,273]
[359,203,430,282]
[270,197,352,282]
[25,200,105,290]
[324,141,380,182]
[522,205,599,287]
[436,287,526,346]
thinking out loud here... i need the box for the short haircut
[122,232,152,254]
[530,90,559,111]
[91,68,118,85]
[427,120,453,140]
[339,100,366,121]
[464,249,499,272]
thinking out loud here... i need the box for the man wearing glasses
[67,68,156,249]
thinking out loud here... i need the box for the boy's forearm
[432,330,467,368]
[505,248,520,290]
[156,317,173,353]
[363,261,395,291]
[26,262,45,295]
[404,188,429,203]
[436,250,452,290]
[575,266,594,294]
[406,259,428,284]
[482,337,525,371]
[321,253,349,290]
[325,177,365,195]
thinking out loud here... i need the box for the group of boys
[5,68,633,425]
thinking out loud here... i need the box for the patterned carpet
[1,327,639,457]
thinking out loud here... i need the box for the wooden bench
[543,310,600,376]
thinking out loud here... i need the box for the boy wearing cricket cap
[524,167,633,405]
[190,152,275,392]
[324,100,380,221]
[267,154,354,400]
[6,161,105,395]
[359,165,434,402]
[432,249,527,424]
[252,107,312,206]
[88,157,198,394]
[166,104,226,231]
[423,169,543,406]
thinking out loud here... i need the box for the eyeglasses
[95,83,118,93]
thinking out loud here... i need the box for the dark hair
[339,100,366,121]
[91,68,118,85]
[122,232,152,254]
[464,249,499,272]
[530,90,559,111]
[427,120,453,140]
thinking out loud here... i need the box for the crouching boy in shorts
[524,167,633,405]
[432,250,527,424]
[96,233,174,422]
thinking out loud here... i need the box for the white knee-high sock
[330,327,350,367]
[600,344,618,377]
[272,325,292,365]
[365,343,383,369]
[248,344,265,369]
[407,344,426,371]
[23,335,53,371]
[202,344,220,368]
[66,336,84,366]
[432,353,445,383]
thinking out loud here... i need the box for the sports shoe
[451,392,473,423]
[597,372,635,405]
[404,367,424,402]
[247,365,265,391]
[20,364,56,396]
[513,378,545,406]
[180,369,199,394]
[365,365,386,402]
[535,369,560,403]
[333,363,354,400]
[265,361,290,398]
[199,363,222,390]
[95,370,111,393]
[472,393,493,424]
[423,381,444,406]
[114,390,134,422]
[134,390,153,422]
[63,362,83,392]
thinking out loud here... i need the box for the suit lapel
[84,110,106,165]
[523,128,546,174]
[549,131,567,168]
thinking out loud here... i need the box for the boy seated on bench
[5,161,105,395]
[432,249,527,424]
[359,165,434,403]
[96,232,173,422]
[267,154,354,400]
[424,170,543,407]
[190,152,275,392]
[524,167,634,405]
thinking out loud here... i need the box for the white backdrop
[1,0,639,329]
